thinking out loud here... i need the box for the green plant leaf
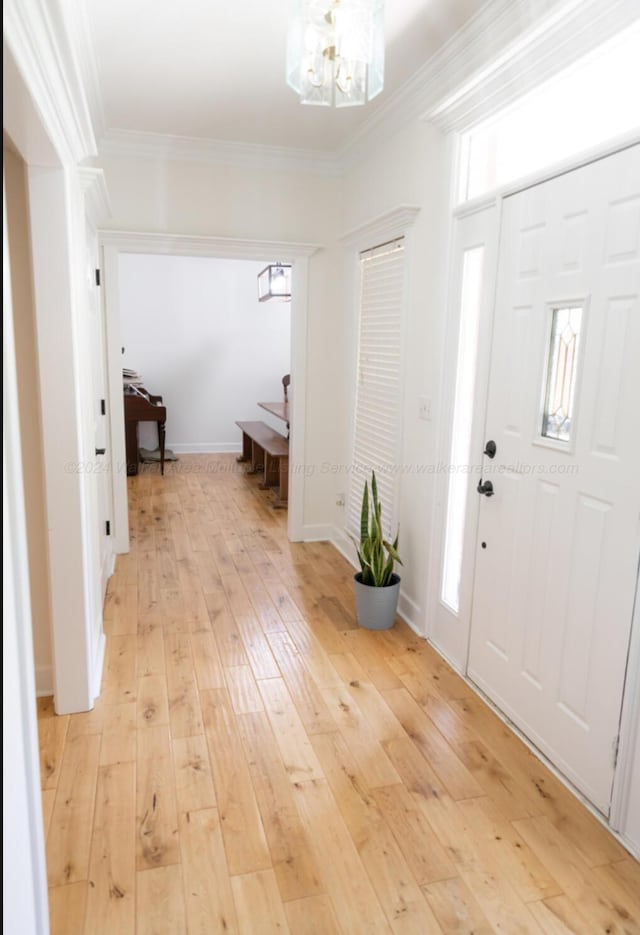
[353,470,402,587]
[359,480,369,544]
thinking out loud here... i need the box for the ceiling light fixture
[258,263,292,302]
[286,0,384,107]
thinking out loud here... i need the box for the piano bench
[236,421,289,508]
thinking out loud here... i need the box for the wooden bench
[236,420,289,508]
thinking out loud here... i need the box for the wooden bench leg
[236,430,253,464]
[258,452,279,490]
[248,440,265,475]
[272,455,289,509]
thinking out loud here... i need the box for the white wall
[119,253,291,452]
[99,155,344,529]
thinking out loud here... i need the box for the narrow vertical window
[541,305,583,443]
[441,246,484,613]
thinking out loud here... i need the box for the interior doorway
[100,232,317,551]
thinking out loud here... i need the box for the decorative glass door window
[541,305,583,442]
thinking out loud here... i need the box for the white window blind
[349,238,405,539]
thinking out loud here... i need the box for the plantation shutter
[349,237,405,540]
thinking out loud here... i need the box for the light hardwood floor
[38,454,640,934]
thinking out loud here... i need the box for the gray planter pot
[353,572,401,630]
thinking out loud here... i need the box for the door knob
[477,479,494,497]
[483,440,497,459]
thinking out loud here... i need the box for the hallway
[38,455,640,933]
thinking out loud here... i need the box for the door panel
[468,144,640,814]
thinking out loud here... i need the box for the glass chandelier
[286,0,384,107]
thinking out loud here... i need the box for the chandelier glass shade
[286,0,384,107]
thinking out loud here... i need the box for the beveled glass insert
[542,305,583,442]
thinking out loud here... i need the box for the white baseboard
[329,525,358,569]
[92,628,106,703]
[398,592,423,637]
[167,442,241,454]
[35,665,53,697]
[300,524,334,542]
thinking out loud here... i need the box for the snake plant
[354,471,402,586]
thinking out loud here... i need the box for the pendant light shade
[286,0,384,107]
[258,263,292,302]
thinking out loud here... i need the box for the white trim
[4,0,97,163]
[301,524,335,542]
[79,167,112,229]
[330,525,356,567]
[425,0,638,132]
[287,258,309,542]
[66,0,108,144]
[610,568,640,854]
[398,592,422,635]
[340,0,616,172]
[3,171,50,935]
[339,206,420,248]
[99,229,320,261]
[425,198,502,670]
[99,129,342,178]
[167,443,242,455]
[101,245,129,555]
[67,0,633,181]
[34,664,54,698]
[92,625,106,702]
[455,130,640,215]
[28,165,95,715]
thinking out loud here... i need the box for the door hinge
[612,734,620,768]
[105,520,111,536]
[95,268,101,286]
[100,398,106,415]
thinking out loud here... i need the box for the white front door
[468,144,640,814]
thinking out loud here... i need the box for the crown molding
[98,129,343,177]
[425,0,639,132]
[3,0,97,164]
[337,0,544,171]
[78,167,111,228]
[66,0,108,144]
[98,229,321,261]
[64,0,634,179]
[340,205,420,248]
[337,0,637,171]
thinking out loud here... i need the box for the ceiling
[84,0,487,153]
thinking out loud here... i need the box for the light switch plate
[419,396,431,421]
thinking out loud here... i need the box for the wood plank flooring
[39,454,640,934]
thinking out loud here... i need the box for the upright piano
[124,386,166,476]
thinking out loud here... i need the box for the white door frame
[3,168,50,935]
[99,230,320,549]
[4,40,105,717]
[427,130,640,840]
